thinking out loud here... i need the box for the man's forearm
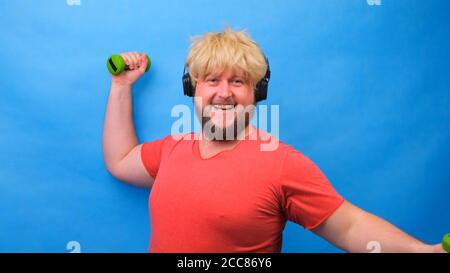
[344,210,431,253]
[102,82,139,171]
[313,201,438,253]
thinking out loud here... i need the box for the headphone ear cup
[255,79,268,103]
[182,73,195,97]
[254,56,270,103]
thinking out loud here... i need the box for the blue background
[0,0,449,253]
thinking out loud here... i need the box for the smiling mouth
[211,104,236,110]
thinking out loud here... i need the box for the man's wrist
[111,80,132,91]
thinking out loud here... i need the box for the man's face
[193,69,255,141]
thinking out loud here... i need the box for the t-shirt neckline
[192,128,258,160]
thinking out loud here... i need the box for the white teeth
[212,104,235,110]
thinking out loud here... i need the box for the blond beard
[195,104,256,141]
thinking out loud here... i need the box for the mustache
[202,104,254,112]
[209,101,236,105]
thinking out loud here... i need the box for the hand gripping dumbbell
[106,54,151,75]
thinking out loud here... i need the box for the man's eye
[233,79,244,85]
[208,78,218,83]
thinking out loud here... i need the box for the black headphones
[182,57,271,103]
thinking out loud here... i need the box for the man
[102,28,444,253]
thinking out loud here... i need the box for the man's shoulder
[252,129,318,168]
[252,128,293,154]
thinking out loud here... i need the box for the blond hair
[185,27,267,88]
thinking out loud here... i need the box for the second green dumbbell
[443,233,450,253]
[107,54,151,75]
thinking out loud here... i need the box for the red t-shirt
[141,129,344,253]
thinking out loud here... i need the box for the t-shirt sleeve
[140,136,170,179]
[279,148,345,230]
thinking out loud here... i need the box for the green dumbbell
[107,54,151,75]
[443,233,450,253]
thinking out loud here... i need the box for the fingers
[119,53,132,68]
[138,53,147,73]
[119,52,144,70]
[129,52,140,69]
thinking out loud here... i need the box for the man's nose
[217,80,232,98]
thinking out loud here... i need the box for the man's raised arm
[102,52,154,188]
